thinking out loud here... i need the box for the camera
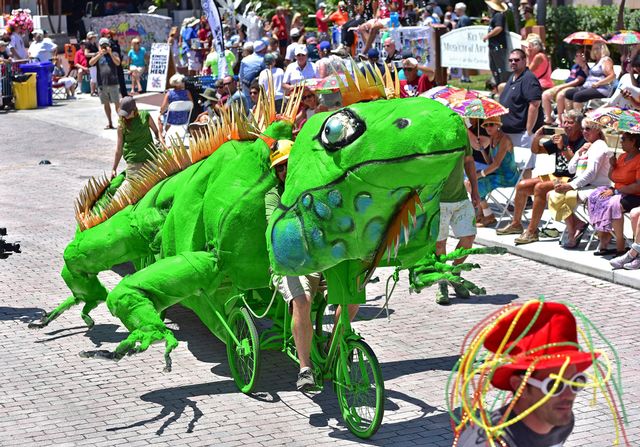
[0,228,21,259]
[543,126,565,136]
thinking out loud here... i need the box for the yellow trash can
[13,73,38,110]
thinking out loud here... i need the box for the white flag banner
[202,0,228,78]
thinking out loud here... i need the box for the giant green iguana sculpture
[30,64,498,370]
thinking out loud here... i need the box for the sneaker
[610,251,635,269]
[623,256,640,270]
[514,230,539,245]
[451,279,470,298]
[496,223,524,235]
[435,281,450,305]
[296,367,316,391]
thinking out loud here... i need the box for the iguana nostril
[327,190,342,208]
[393,118,410,129]
[302,194,313,208]
[354,192,373,213]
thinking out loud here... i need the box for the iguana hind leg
[87,251,222,372]
[30,207,163,329]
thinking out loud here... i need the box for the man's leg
[449,200,478,298]
[291,293,313,370]
[498,178,537,233]
[103,103,113,127]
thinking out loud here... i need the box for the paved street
[1,98,639,446]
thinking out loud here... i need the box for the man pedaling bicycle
[265,140,359,391]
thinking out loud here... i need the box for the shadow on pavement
[464,293,519,305]
[381,355,460,381]
[0,306,45,323]
[106,380,238,435]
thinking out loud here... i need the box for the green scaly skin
[32,97,489,369]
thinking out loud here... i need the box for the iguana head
[267,97,468,276]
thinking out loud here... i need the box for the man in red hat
[455,301,597,446]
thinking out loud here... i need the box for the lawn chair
[165,100,194,145]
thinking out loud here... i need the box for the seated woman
[587,131,640,256]
[564,42,615,112]
[608,53,640,109]
[542,51,588,125]
[157,73,194,137]
[127,38,147,95]
[610,206,640,269]
[294,88,328,135]
[525,34,553,91]
[497,110,586,244]
[548,119,611,248]
[470,116,519,227]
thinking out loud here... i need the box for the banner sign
[202,0,228,78]
[356,26,435,69]
[147,43,171,92]
[440,25,521,70]
[83,13,171,52]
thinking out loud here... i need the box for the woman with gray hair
[525,33,553,90]
[157,73,194,136]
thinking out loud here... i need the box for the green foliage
[546,6,640,68]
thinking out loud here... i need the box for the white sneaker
[623,257,640,270]
[610,251,635,269]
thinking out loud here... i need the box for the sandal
[594,247,617,256]
[104,124,115,130]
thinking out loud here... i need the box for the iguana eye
[319,109,365,152]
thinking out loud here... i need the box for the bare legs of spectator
[103,102,120,129]
[502,178,554,235]
[596,218,626,253]
[556,90,568,125]
[564,212,587,248]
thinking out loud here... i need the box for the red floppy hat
[485,301,598,391]
[100,28,111,37]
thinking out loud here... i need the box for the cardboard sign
[440,25,521,70]
[147,43,173,92]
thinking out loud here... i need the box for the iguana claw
[409,246,507,294]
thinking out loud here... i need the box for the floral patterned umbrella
[608,30,640,45]
[450,97,509,119]
[423,85,480,105]
[587,106,640,132]
[563,31,606,46]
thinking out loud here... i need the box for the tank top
[122,110,154,164]
[532,53,553,89]
[585,57,613,96]
[165,89,191,125]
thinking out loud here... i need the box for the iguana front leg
[408,247,507,294]
[30,206,164,329]
[83,251,222,372]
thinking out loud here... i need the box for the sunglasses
[302,94,314,100]
[523,372,587,397]
[508,58,522,62]
[484,123,498,127]
[582,127,597,131]
[275,164,287,172]
[223,82,233,86]
[250,91,259,95]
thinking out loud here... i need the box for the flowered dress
[477,141,519,199]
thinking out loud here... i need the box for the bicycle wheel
[334,339,384,438]
[226,307,260,394]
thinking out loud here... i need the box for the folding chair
[485,146,533,225]
[165,100,194,145]
[52,76,67,100]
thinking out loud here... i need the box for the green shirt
[440,143,472,203]
[204,50,237,79]
[264,183,284,223]
[122,110,154,164]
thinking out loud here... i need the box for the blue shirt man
[239,40,266,96]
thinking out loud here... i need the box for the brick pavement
[1,102,639,446]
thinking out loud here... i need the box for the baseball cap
[294,44,308,56]
[32,29,44,36]
[290,27,300,38]
[100,28,111,36]
[86,31,97,38]
[402,57,418,68]
[99,37,111,47]
[253,39,266,53]
[367,48,380,59]
[264,53,276,64]
[243,42,254,52]
[319,41,331,51]
[318,2,326,8]
[118,96,137,117]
